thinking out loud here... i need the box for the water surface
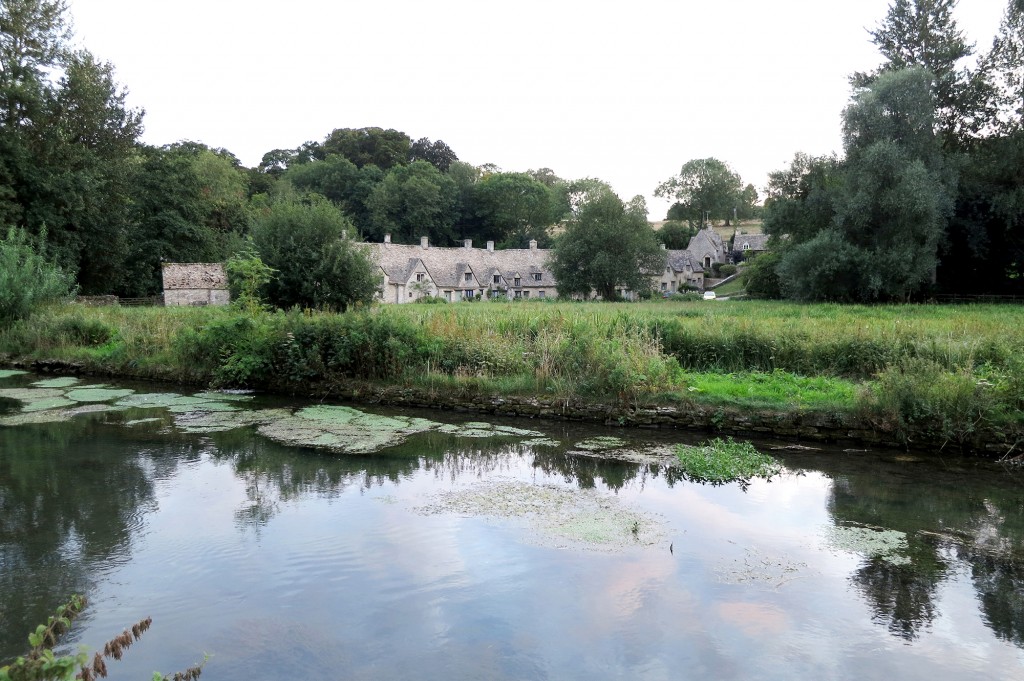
[1,373,1022,680]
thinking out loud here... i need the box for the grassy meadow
[1,298,1022,447]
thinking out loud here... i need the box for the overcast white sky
[67,0,1008,219]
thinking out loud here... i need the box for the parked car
[703,291,717,300]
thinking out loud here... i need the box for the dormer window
[493,275,501,284]
[533,273,542,282]
[464,272,472,282]
[416,273,424,282]
[514,277,521,287]
[742,243,750,251]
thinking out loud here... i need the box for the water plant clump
[436,422,544,438]
[674,437,782,485]
[175,408,291,434]
[258,405,439,454]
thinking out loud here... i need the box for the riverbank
[1,301,1022,455]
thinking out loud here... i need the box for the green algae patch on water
[31,377,81,388]
[175,408,291,434]
[192,391,254,402]
[823,524,911,566]
[574,436,628,451]
[23,397,76,412]
[417,479,665,551]
[258,405,439,454]
[436,422,544,438]
[66,387,135,402]
[0,370,27,380]
[0,402,126,426]
[167,401,239,414]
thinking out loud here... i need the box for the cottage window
[661,282,667,291]
[533,273,542,282]
[742,243,750,251]
[416,272,424,282]
[514,290,522,298]
[464,272,472,282]
[493,274,501,284]
[539,291,545,299]
[514,277,521,287]
[523,291,530,298]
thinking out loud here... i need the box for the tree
[983,0,1024,131]
[654,158,746,225]
[320,127,410,170]
[367,160,458,244]
[0,0,70,128]
[408,137,458,172]
[251,198,379,311]
[284,153,382,233]
[658,220,695,249]
[549,190,665,300]
[855,0,990,146]
[771,68,952,301]
[473,172,559,247]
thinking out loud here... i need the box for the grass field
[2,298,1022,445]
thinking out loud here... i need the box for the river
[1,371,1022,680]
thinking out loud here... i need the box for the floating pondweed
[31,377,81,388]
[66,387,135,402]
[0,369,27,380]
[823,524,911,566]
[574,436,629,451]
[418,479,665,551]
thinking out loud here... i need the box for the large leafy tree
[472,172,559,247]
[0,1,144,293]
[654,158,749,225]
[320,127,410,170]
[776,68,952,301]
[408,137,458,172]
[251,198,379,311]
[983,0,1024,132]
[367,160,458,244]
[550,190,665,300]
[284,153,382,233]
[855,0,990,147]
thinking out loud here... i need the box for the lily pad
[258,405,439,454]
[0,402,125,426]
[124,417,164,427]
[574,436,628,451]
[523,438,561,447]
[0,370,27,380]
[0,387,66,402]
[31,377,81,388]
[66,387,135,402]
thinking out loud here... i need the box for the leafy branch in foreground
[675,437,782,486]
[0,595,204,681]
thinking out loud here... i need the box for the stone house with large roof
[369,235,708,303]
[687,227,731,269]
[369,236,556,303]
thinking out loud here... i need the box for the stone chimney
[384,234,391,244]
[420,236,429,249]
[529,239,537,250]
[464,239,472,249]
[486,241,494,252]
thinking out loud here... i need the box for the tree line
[746,0,1024,301]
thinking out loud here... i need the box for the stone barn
[161,263,230,306]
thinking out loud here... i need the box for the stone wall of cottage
[161,263,230,307]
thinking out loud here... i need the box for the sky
[66,0,1009,220]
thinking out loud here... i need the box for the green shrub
[719,264,737,277]
[0,228,76,325]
